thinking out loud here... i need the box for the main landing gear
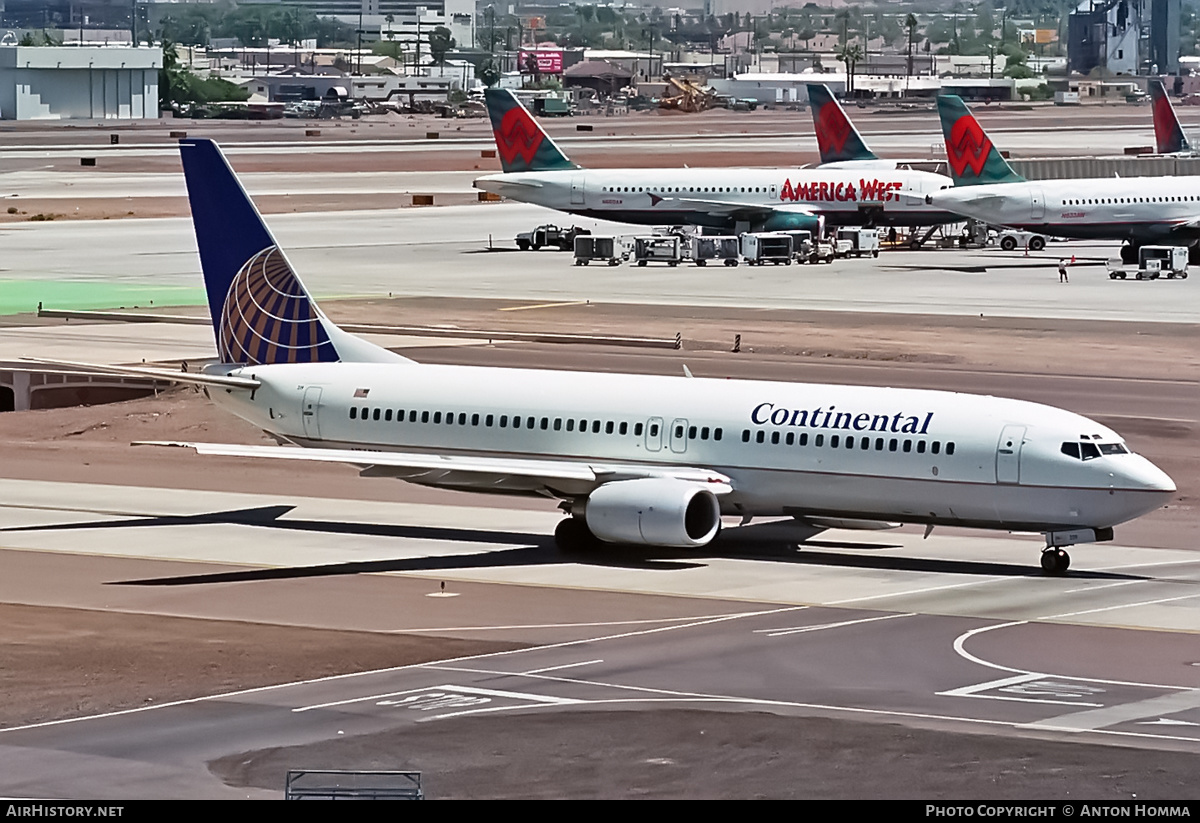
[1040,547,1070,575]
[554,517,598,553]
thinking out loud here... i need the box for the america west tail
[178,138,405,367]
[935,95,1025,186]
[806,84,877,165]
[484,88,579,174]
[1149,79,1192,155]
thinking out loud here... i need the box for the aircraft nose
[1117,455,1176,493]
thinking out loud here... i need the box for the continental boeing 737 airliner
[472,89,958,233]
[62,139,1174,575]
[929,94,1200,263]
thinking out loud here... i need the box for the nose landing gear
[1040,547,1071,575]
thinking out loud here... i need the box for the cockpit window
[1063,440,1127,460]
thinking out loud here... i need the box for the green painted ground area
[0,280,206,317]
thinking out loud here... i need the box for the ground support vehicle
[516,225,590,251]
[834,228,881,258]
[689,235,740,267]
[1106,245,1190,280]
[740,233,794,266]
[633,236,684,267]
[996,229,1046,252]
[573,235,627,266]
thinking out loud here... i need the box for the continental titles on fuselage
[751,402,934,434]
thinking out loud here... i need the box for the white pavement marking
[938,673,1105,708]
[521,660,604,676]
[756,612,918,637]
[1023,690,1200,733]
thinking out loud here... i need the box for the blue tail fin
[484,88,578,173]
[178,138,405,366]
[806,84,877,164]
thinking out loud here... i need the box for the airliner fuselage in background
[929,94,1200,262]
[474,88,958,233]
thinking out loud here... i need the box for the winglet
[178,138,407,366]
[484,88,578,173]
[806,84,877,164]
[935,95,1025,186]
[1150,79,1191,155]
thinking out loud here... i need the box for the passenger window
[620,422,628,435]
[688,426,697,439]
[675,425,684,438]
[714,428,723,441]
[567,419,575,432]
[350,408,357,419]
[385,410,392,422]
[931,441,940,454]
[485,414,493,426]
[903,440,912,453]
[433,412,441,424]
[542,418,549,430]
[554,418,562,431]
[889,438,898,452]
[472,413,479,426]
[460,413,468,425]
[606,421,614,434]
[799,433,808,446]
[861,437,870,450]
[742,430,751,443]
[771,432,780,445]
[500,415,508,427]
[815,434,824,447]
[875,438,884,450]
[946,442,956,456]
[635,422,643,436]
[593,420,602,434]
[756,431,765,444]
[786,432,794,445]
[528,416,536,429]
[830,435,839,448]
[649,423,659,437]
[917,441,926,454]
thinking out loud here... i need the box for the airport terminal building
[0,45,160,120]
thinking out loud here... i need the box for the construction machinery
[659,74,718,113]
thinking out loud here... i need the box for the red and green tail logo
[485,88,576,173]
[936,95,1024,186]
[807,84,876,164]
[1150,79,1191,154]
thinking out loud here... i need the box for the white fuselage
[929,176,1200,242]
[474,166,957,230]
[207,361,1173,533]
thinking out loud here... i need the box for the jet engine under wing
[135,441,734,495]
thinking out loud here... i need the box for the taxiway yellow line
[499,300,590,312]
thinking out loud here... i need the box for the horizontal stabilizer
[19,358,260,390]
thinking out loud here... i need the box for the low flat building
[0,45,161,120]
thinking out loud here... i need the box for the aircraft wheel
[555,517,598,553]
[1040,548,1070,575]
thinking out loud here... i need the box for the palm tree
[836,42,864,96]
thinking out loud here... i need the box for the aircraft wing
[135,441,734,494]
[651,195,817,221]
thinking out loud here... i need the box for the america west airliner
[67,139,1174,575]
[928,94,1200,263]
[472,88,959,233]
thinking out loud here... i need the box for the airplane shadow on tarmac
[0,504,1145,586]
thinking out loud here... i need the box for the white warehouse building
[0,46,161,120]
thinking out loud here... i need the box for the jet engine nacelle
[583,478,722,548]
[758,211,824,234]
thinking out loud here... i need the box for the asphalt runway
[1,204,1196,322]
[0,477,1199,798]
